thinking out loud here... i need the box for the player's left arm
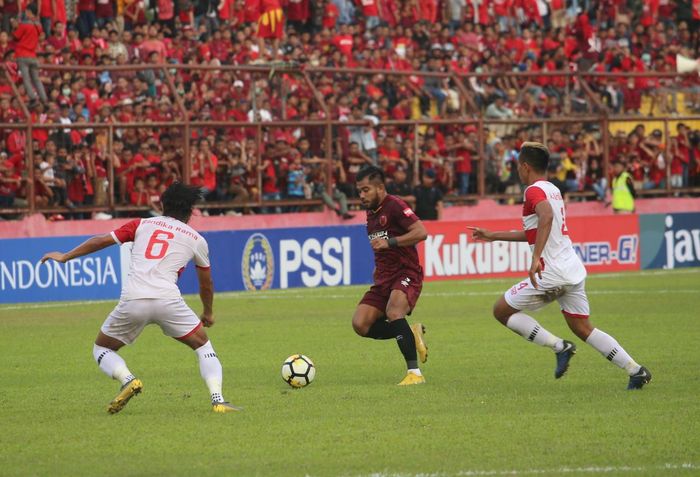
[41,234,117,264]
[529,200,554,289]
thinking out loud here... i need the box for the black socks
[389,318,418,370]
[366,319,394,339]
[365,318,419,370]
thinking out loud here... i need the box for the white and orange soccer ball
[281,354,316,388]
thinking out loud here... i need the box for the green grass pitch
[0,269,699,476]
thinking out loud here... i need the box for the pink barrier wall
[0,198,698,239]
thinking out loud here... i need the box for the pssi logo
[663,215,700,269]
[280,237,351,288]
[242,233,275,291]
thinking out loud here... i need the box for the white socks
[586,328,641,376]
[93,341,227,403]
[195,341,225,403]
[93,344,134,386]
[506,312,565,352]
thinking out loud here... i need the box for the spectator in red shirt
[357,0,380,31]
[155,0,175,35]
[256,0,284,62]
[323,0,339,29]
[447,129,477,195]
[39,0,67,35]
[286,0,310,33]
[671,123,691,188]
[1,0,20,34]
[0,160,22,208]
[95,0,115,29]
[14,4,48,106]
[129,176,149,212]
[192,137,218,199]
[76,0,96,38]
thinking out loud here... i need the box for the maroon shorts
[359,270,423,315]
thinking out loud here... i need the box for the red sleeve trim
[112,219,141,244]
[523,186,547,216]
[525,228,537,245]
[176,322,203,340]
[562,310,589,320]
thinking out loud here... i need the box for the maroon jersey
[366,195,422,280]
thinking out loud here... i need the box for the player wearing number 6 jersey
[41,183,241,413]
[468,143,651,390]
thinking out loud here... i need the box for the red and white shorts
[101,298,202,344]
[504,279,590,319]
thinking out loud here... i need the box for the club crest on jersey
[242,233,275,291]
[379,215,387,226]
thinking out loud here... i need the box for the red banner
[419,215,640,281]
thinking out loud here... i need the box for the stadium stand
[0,0,699,220]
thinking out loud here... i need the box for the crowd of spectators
[1,0,700,219]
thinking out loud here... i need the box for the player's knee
[492,302,511,324]
[352,320,369,337]
[385,307,404,322]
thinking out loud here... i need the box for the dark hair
[161,182,201,223]
[355,165,385,184]
[518,142,550,173]
[26,3,38,16]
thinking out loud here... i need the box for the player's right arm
[196,266,215,327]
[467,226,527,242]
[41,234,117,264]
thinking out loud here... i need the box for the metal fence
[1,63,699,217]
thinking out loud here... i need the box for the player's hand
[41,252,67,263]
[201,313,215,327]
[529,257,543,290]
[467,226,493,242]
[371,238,389,251]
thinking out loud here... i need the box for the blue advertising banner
[0,236,123,303]
[177,225,374,295]
[0,225,375,304]
[640,212,700,270]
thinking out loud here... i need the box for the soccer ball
[281,354,316,388]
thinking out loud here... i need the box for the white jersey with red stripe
[110,216,210,300]
[522,180,586,286]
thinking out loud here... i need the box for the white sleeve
[194,238,210,269]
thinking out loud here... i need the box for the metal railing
[1,63,699,217]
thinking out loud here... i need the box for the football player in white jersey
[468,142,651,390]
[41,183,241,412]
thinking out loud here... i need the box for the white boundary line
[0,269,697,311]
[0,288,696,311]
[359,462,699,476]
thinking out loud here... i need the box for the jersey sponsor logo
[368,230,388,241]
[572,235,638,265]
[279,237,351,289]
[242,233,275,291]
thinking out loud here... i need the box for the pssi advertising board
[0,212,679,305]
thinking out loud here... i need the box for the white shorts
[503,278,590,319]
[101,298,202,345]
